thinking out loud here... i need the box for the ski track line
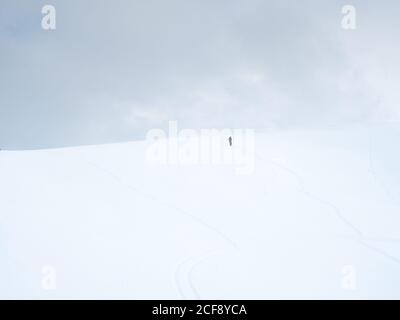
[175,251,217,299]
[83,159,239,299]
[83,159,238,250]
[256,152,400,266]
[367,126,400,208]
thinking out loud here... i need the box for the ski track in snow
[175,251,218,299]
[367,126,400,209]
[82,159,238,299]
[79,147,400,297]
[84,159,238,249]
[255,152,400,266]
[2,128,400,298]
[85,148,400,298]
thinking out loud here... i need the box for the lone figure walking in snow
[228,136,233,147]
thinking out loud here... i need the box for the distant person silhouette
[228,136,233,147]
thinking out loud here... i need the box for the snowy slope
[1,125,400,299]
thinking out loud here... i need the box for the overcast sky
[1,0,399,149]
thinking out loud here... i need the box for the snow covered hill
[1,125,400,299]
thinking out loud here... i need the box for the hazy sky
[1,0,400,149]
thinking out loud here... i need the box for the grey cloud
[0,0,399,149]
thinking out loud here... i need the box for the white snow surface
[1,125,400,299]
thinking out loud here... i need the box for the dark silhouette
[228,136,233,147]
